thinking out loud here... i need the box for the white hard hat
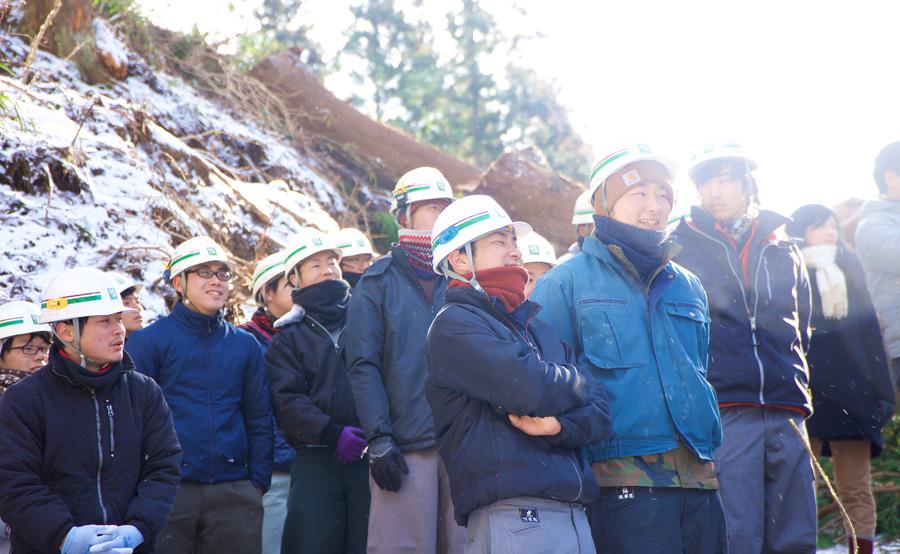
[588,144,678,203]
[390,167,455,223]
[251,251,287,298]
[39,267,134,324]
[167,236,231,279]
[572,190,594,225]
[284,228,342,279]
[431,195,532,274]
[687,142,758,185]
[0,301,51,341]
[107,271,143,295]
[519,232,557,267]
[333,228,376,258]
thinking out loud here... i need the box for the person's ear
[54,321,74,343]
[447,249,470,274]
[172,274,184,295]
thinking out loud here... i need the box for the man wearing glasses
[0,301,52,395]
[128,236,273,554]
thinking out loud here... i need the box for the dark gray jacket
[855,198,900,361]
[344,247,447,451]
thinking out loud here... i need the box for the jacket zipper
[687,224,768,404]
[750,243,776,404]
[106,400,115,458]
[565,451,583,502]
[91,390,109,524]
[306,316,343,350]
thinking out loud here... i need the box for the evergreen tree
[235,0,323,72]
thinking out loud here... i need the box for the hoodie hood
[859,197,900,218]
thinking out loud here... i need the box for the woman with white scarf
[787,204,895,554]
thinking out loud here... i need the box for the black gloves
[367,435,409,492]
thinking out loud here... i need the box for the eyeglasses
[9,345,51,356]
[188,268,233,282]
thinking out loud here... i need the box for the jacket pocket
[664,302,709,371]
[578,299,643,369]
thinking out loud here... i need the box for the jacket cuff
[320,421,344,449]
[54,523,75,553]
[127,520,151,549]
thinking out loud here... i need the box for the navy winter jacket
[265,305,360,450]
[345,247,447,451]
[427,287,610,526]
[670,208,813,413]
[240,313,297,473]
[0,349,181,554]
[128,302,274,491]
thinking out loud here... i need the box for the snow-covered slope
[1,23,353,319]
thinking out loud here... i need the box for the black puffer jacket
[427,287,610,526]
[265,304,359,450]
[804,248,895,456]
[671,208,813,413]
[345,247,447,451]
[0,349,181,553]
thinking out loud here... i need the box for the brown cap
[593,161,674,216]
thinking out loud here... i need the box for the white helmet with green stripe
[687,142,758,185]
[39,267,134,324]
[0,301,51,341]
[519,232,557,267]
[333,228,376,258]
[251,251,287,300]
[166,236,231,282]
[284,228,342,280]
[108,271,143,295]
[431,194,531,283]
[588,144,678,203]
[390,167,455,224]
[572,190,594,225]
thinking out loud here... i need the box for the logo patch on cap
[528,245,540,255]
[207,247,217,255]
[107,288,117,300]
[312,237,323,247]
[622,169,642,186]
[31,315,39,324]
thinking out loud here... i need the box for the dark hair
[256,276,283,306]
[874,141,900,193]
[1,332,52,358]
[49,317,90,349]
[120,286,137,300]
[693,159,759,199]
[786,204,839,241]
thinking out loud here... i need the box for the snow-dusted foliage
[0,26,347,319]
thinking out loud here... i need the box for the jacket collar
[686,206,791,243]
[445,286,540,329]
[274,304,306,329]
[171,301,225,334]
[48,347,131,393]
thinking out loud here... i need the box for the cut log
[473,149,586,253]
[250,48,481,191]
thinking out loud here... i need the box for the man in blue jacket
[427,195,610,553]
[670,143,816,554]
[0,267,181,554]
[128,236,273,554]
[532,145,725,553]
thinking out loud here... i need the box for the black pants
[158,480,264,554]
[281,447,369,554]
[588,487,727,554]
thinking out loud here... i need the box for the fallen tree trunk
[473,149,586,253]
[250,48,481,191]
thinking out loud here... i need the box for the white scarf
[802,244,848,319]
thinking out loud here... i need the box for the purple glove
[335,426,367,464]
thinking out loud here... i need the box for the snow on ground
[0,25,347,319]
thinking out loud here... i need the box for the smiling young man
[127,237,273,554]
[265,229,370,553]
[0,268,181,554]
[531,145,725,553]
[345,167,466,553]
[669,143,816,554]
[426,195,610,553]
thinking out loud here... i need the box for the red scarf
[449,266,529,313]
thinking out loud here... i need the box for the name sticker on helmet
[45,298,68,310]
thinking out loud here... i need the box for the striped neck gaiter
[396,229,436,280]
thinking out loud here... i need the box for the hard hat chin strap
[440,242,485,294]
[178,272,192,307]
[53,319,98,369]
